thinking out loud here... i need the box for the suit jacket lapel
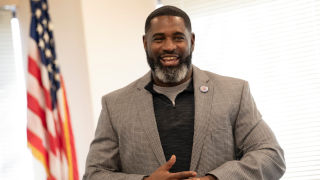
[132,66,215,169]
[190,66,215,171]
[134,72,166,166]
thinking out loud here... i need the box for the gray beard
[146,52,192,84]
[153,64,189,83]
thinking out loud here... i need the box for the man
[84,5,285,180]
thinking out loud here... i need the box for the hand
[144,155,197,180]
[189,175,217,180]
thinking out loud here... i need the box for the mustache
[145,50,193,71]
[159,54,179,57]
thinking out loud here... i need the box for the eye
[153,37,164,43]
[174,36,185,41]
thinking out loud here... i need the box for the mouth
[160,55,180,66]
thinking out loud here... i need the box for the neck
[153,66,193,87]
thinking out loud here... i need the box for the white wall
[80,0,156,123]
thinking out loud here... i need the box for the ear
[143,35,147,51]
[191,32,195,52]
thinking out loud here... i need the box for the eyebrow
[152,32,186,38]
[152,33,165,38]
[173,32,186,36]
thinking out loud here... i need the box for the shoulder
[194,67,250,103]
[206,70,245,82]
[200,69,247,90]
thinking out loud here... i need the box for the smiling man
[144,15,194,87]
[84,6,286,180]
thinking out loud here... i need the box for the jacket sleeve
[83,96,146,180]
[208,81,286,180]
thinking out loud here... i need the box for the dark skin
[143,16,194,87]
[143,16,217,180]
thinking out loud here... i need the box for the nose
[162,39,176,52]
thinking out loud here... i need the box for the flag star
[44,32,49,43]
[42,2,47,10]
[47,63,52,72]
[38,39,45,49]
[54,73,60,81]
[36,23,43,34]
[35,9,42,19]
[42,19,48,26]
[45,49,52,58]
[48,22,54,31]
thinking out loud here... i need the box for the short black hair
[144,5,192,33]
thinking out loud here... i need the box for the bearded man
[84,5,286,180]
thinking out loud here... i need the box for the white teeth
[162,57,178,60]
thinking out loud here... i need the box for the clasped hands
[144,155,216,180]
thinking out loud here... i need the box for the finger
[170,171,197,179]
[161,155,176,170]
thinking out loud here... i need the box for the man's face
[143,16,195,84]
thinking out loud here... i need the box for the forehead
[149,16,187,34]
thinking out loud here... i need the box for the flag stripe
[27,129,48,159]
[27,142,50,175]
[48,125,58,155]
[28,56,43,87]
[27,104,59,156]
[28,56,53,110]
[27,73,46,109]
[27,92,47,129]
[27,129,50,172]
[27,141,58,180]
[27,109,46,142]
[60,79,79,180]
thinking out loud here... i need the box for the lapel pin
[200,85,209,93]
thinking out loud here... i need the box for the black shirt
[145,81,195,172]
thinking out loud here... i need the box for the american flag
[27,0,79,179]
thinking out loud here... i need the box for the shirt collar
[144,78,194,94]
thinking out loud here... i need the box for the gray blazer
[83,66,286,180]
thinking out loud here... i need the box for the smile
[160,56,180,66]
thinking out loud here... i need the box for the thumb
[161,155,176,171]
